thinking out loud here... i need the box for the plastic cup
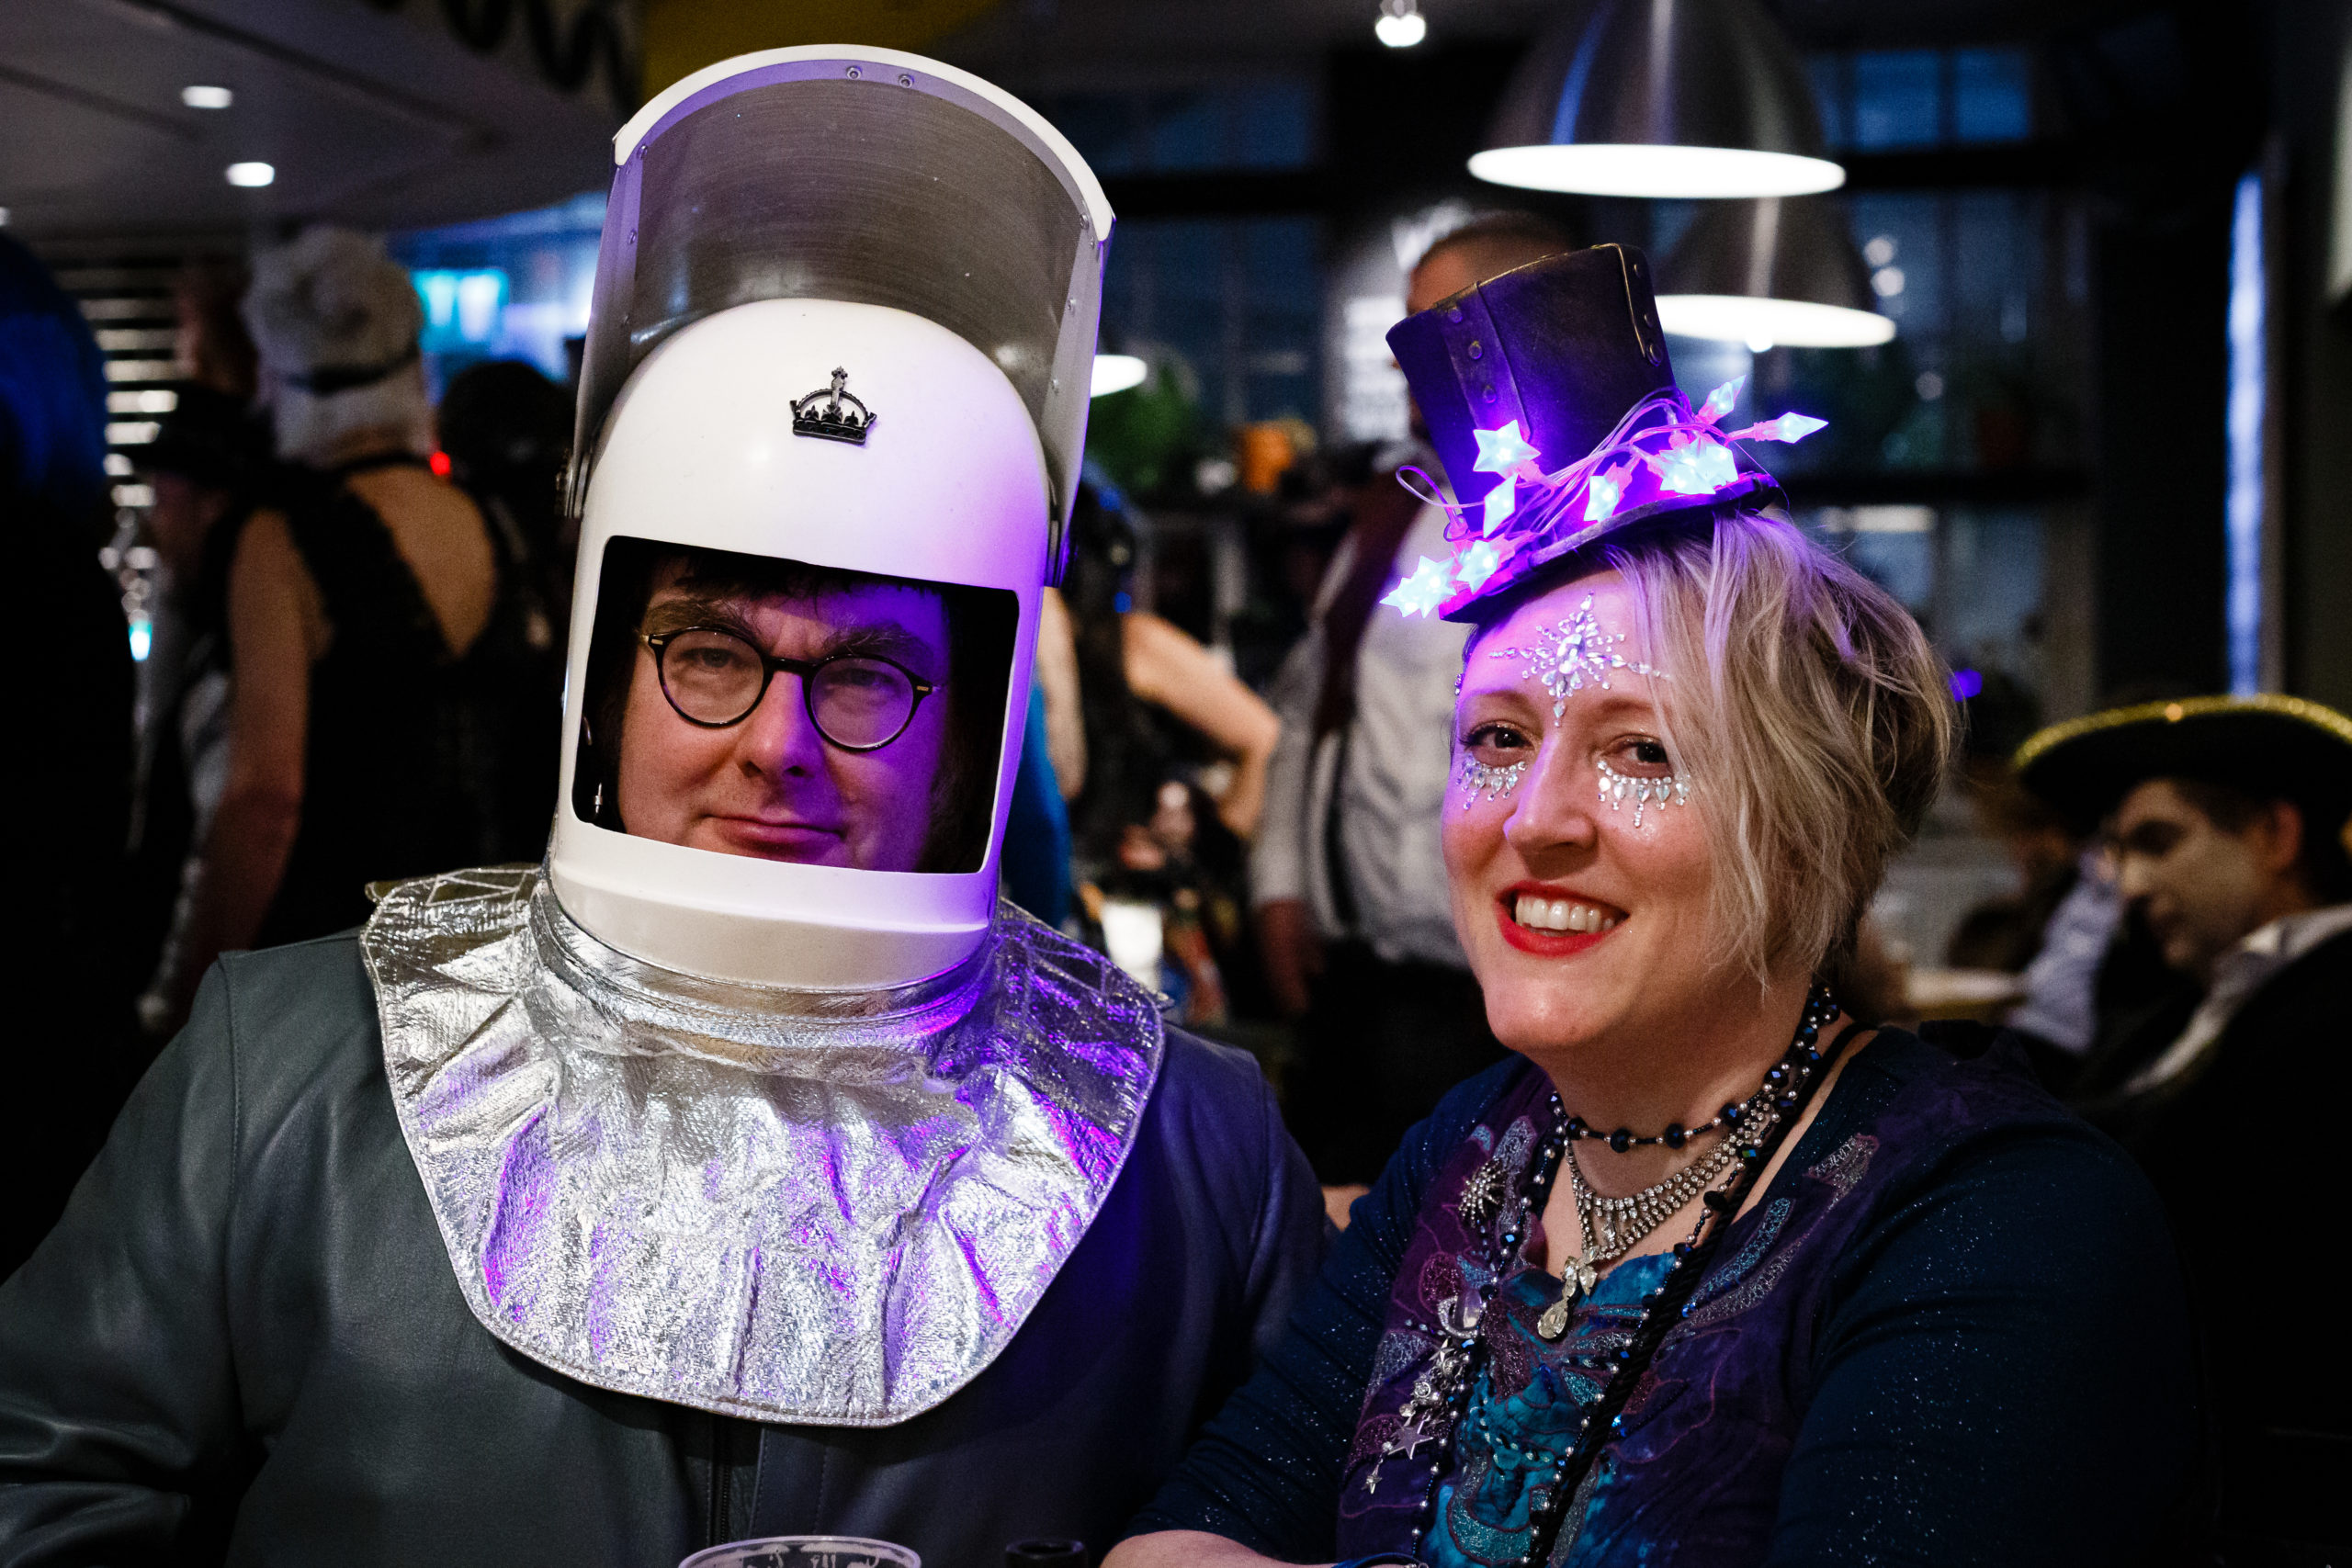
[680,1536,922,1568]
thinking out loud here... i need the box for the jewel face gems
[1490,593,1666,718]
[1457,753,1528,804]
[1595,755,1690,829]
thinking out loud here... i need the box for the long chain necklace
[1363,988,1859,1568]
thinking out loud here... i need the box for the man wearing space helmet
[0,51,1322,1566]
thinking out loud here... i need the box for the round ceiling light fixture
[1472,0,1844,199]
[1374,0,1427,49]
[1655,196,1894,349]
[1091,354,1148,398]
[225,162,276,187]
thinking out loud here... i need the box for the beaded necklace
[1364,987,1860,1568]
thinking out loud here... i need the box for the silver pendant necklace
[1538,1130,1743,1340]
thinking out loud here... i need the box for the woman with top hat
[1113,244,2199,1567]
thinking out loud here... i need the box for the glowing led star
[1472,421,1543,474]
[1583,471,1623,522]
[1699,376,1747,424]
[1732,412,1827,444]
[1657,436,1738,496]
[1481,480,1517,536]
[1454,538,1504,590]
[1382,554,1454,618]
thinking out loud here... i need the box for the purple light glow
[1949,668,1984,701]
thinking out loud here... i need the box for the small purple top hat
[1381,243,1826,621]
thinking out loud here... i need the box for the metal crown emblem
[791,367,876,446]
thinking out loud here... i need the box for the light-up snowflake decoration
[1488,593,1668,717]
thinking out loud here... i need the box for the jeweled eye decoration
[1595,755,1690,829]
[1457,753,1528,804]
[1488,593,1668,718]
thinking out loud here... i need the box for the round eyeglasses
[641,627,938,751]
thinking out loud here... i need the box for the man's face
[2111,778,2281,982]
[614,570,952,873]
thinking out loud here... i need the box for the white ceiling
[0,0,625,243]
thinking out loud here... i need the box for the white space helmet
[548,47,1111,990]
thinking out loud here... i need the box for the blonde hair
[1528,513,1955,984]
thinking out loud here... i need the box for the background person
[0,233,137,1278]
[1056,481,1279,1018]
[1254,212,1571,1186]
[2015,694,2352,1559]
[126,385,270,1040]
[1116,243,2194,1568]
[144,228,559,1034]
[436,355,574,637]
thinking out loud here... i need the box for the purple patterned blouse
[1135,1027,2199,1566]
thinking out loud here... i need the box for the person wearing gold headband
[2015,693,2352,1558]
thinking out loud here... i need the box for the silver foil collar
[362,864,1164,1427]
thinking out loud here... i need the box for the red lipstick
[1495,882,1625,958]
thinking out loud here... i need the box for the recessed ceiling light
[225,162,276,187]
[182,85,233,109]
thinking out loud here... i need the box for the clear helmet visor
[572,536,1018,878]
[575,49,1113,573]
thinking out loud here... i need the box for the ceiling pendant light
[1655,196,1894,349]
[1375,0,1428,49]
[1472,0,1844,199]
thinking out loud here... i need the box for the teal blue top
[1425,1255,1673,1568]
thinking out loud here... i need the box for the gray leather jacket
[0,931,1322,1567]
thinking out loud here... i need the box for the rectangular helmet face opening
[574,535,1019,876]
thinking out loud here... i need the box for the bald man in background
[1253,214,1574,1197]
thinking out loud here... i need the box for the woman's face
[614,572,952,872]
[1443,570,1719,1053]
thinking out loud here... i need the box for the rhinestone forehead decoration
[1596,754,1690,829]
[1456,753,1528,805]
[1490,593,1667,718]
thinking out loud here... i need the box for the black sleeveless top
[255,457,560,945]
